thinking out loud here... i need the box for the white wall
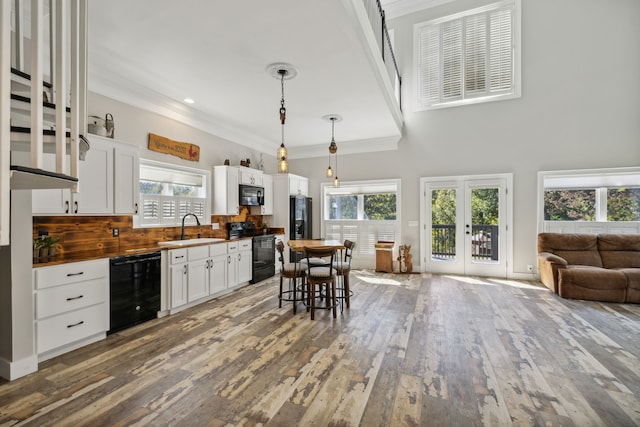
[87,0,640,276]
[291,0,640,275]
[88,92,278,175]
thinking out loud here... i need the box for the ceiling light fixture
[267,63,298,174]
[183,97,195,104]
[323,114,342,187]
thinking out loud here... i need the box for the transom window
[139,160,210,226]
[414,0,521,110]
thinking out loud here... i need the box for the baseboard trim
[0,354,38,381]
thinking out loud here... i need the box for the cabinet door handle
[228,255,231,264]
[74,201,78,214]
[66,295,84,301]
[65,200,70,214]
[67,320,84,328]
[183,264,188,275]
[66,272,84,277]
[238,253,241,261]
[135,203,139,214]
[175,255,185,259]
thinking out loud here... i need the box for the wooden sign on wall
[148,133,200,162]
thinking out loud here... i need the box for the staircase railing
[360,0,402,109]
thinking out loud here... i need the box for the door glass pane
[471,187,499,262]
[431,188,456,261]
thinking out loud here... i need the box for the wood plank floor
[1,271,640,426]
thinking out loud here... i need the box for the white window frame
[414,0,521,111]
[321,179,401,269]
[139,159,211,227]
[537,167,640,235]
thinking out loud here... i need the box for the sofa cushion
[537,233,603,268]
[558,266,627,302]
[598,234,640,269]
[618,268,640,303]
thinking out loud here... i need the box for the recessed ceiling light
[183,98,195,104]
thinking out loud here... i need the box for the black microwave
[239,184,264,206]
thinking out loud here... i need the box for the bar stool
[304,246,337,320]
[277,240,306,314]
[333,240,354,310]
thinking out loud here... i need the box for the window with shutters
[139,160,210,226]
[414,0,520,110]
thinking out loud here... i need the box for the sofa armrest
[538,252,568,267]
[538,252,568,293]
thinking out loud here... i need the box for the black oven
[228,221,275,284]
[251,234,275,283]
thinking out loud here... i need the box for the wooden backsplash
[33,207,263,255]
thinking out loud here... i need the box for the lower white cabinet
[238,240,253,283]
[168,242,244,311]
[33,258,109,358]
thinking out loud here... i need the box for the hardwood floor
[1,271,640,426]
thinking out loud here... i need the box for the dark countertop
[32,237,254,268]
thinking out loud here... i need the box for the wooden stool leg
[344,271,350,309]
[310,282,315,320]
[331,280,337,318]
[279,276,283,308]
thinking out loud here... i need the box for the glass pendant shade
[333,176,339,187]
[277,142,287,160]
[326,166,333,177]
[278,158,289,173]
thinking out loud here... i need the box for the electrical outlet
[112,227,119,237]
[527,264,533,273]
[212,223,220,230]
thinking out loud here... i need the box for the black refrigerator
[290,196,312,262]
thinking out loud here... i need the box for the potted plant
[44,235,60,257]
[33,237,46,259]
[262,222,269,235]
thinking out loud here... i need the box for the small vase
[39,247,49,258]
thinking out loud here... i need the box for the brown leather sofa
[537,233,640,303]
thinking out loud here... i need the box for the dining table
[288,239,350,309]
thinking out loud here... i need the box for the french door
[421,175,511,277]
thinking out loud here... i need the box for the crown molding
[288,134,400,159]
[381,0,455,19]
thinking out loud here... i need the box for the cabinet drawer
[209,243,227,257]
[239,240,252,251]
[227,241,239,253]
[169,249,188,264]
[34,259,108,290]
[37,303,108,354]
[36,278,107,319]
[188,245,209,261]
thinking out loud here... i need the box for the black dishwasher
[109,251,161,334]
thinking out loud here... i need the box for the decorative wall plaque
[148,133,200,162]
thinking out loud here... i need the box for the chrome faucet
[180,213,201,240]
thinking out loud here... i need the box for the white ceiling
[87,0,410,160]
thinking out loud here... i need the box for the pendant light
[267,63,297,174]
[323,114,342,187]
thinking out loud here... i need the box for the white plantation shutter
[416,0,519,109]
[442,20,463,100]
[464,14,487,94]
[489,7,513,92]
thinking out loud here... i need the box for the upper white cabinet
[254,173,273,215]
[289,174,309,197]
[31,135,139,216]
[114,142,140,215]
[213,165,239,215]
[239,168,263,186]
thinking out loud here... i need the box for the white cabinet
[187,245,210,302]
[209,243,228,295]
[31,135,139,215]
[239,168,263,186]
[169,249,188,308]
[169,243,231,311]
[114,142,140,214]
[33,259,109,358]
[238,239,253,283]
[226,241,239,288]
[257,174,274,215]
[289,174,309,196]
[274,233,285,273]
[213,165,239,215]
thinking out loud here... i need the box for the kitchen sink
[157,238,226,246]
